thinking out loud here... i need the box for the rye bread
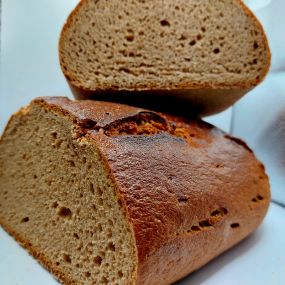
[0,97,270,284]
[59,0,271,115]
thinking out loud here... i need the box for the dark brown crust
[1,97,271,285]
[58,0,271,116]
[69,84,249,117]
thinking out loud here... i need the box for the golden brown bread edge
[59,0,271,116]
[1,97,270,284]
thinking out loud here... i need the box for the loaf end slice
[0,97,270,284]
[0,100,138,285]
[59,0,271,115]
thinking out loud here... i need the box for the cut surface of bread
[0,102,137,285]
[0,97,270,284]
[59,0,270,115]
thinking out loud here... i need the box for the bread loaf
[0,97,270,284]
[59,0,271,115]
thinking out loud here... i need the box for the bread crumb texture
[0,104,137,285]
[59,0,270,91]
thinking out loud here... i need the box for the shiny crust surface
[10,97,271,284]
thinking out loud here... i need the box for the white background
[1,1,285,284]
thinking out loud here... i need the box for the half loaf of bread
[0,97,270,284]
[59,0,271,115]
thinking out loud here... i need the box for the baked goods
[59,0,271,115]
[0,97,270,284]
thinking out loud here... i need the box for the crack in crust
[71,111,216,149]
[176,207,228,236]
[100,112,214,148]
[103,112,168,136]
